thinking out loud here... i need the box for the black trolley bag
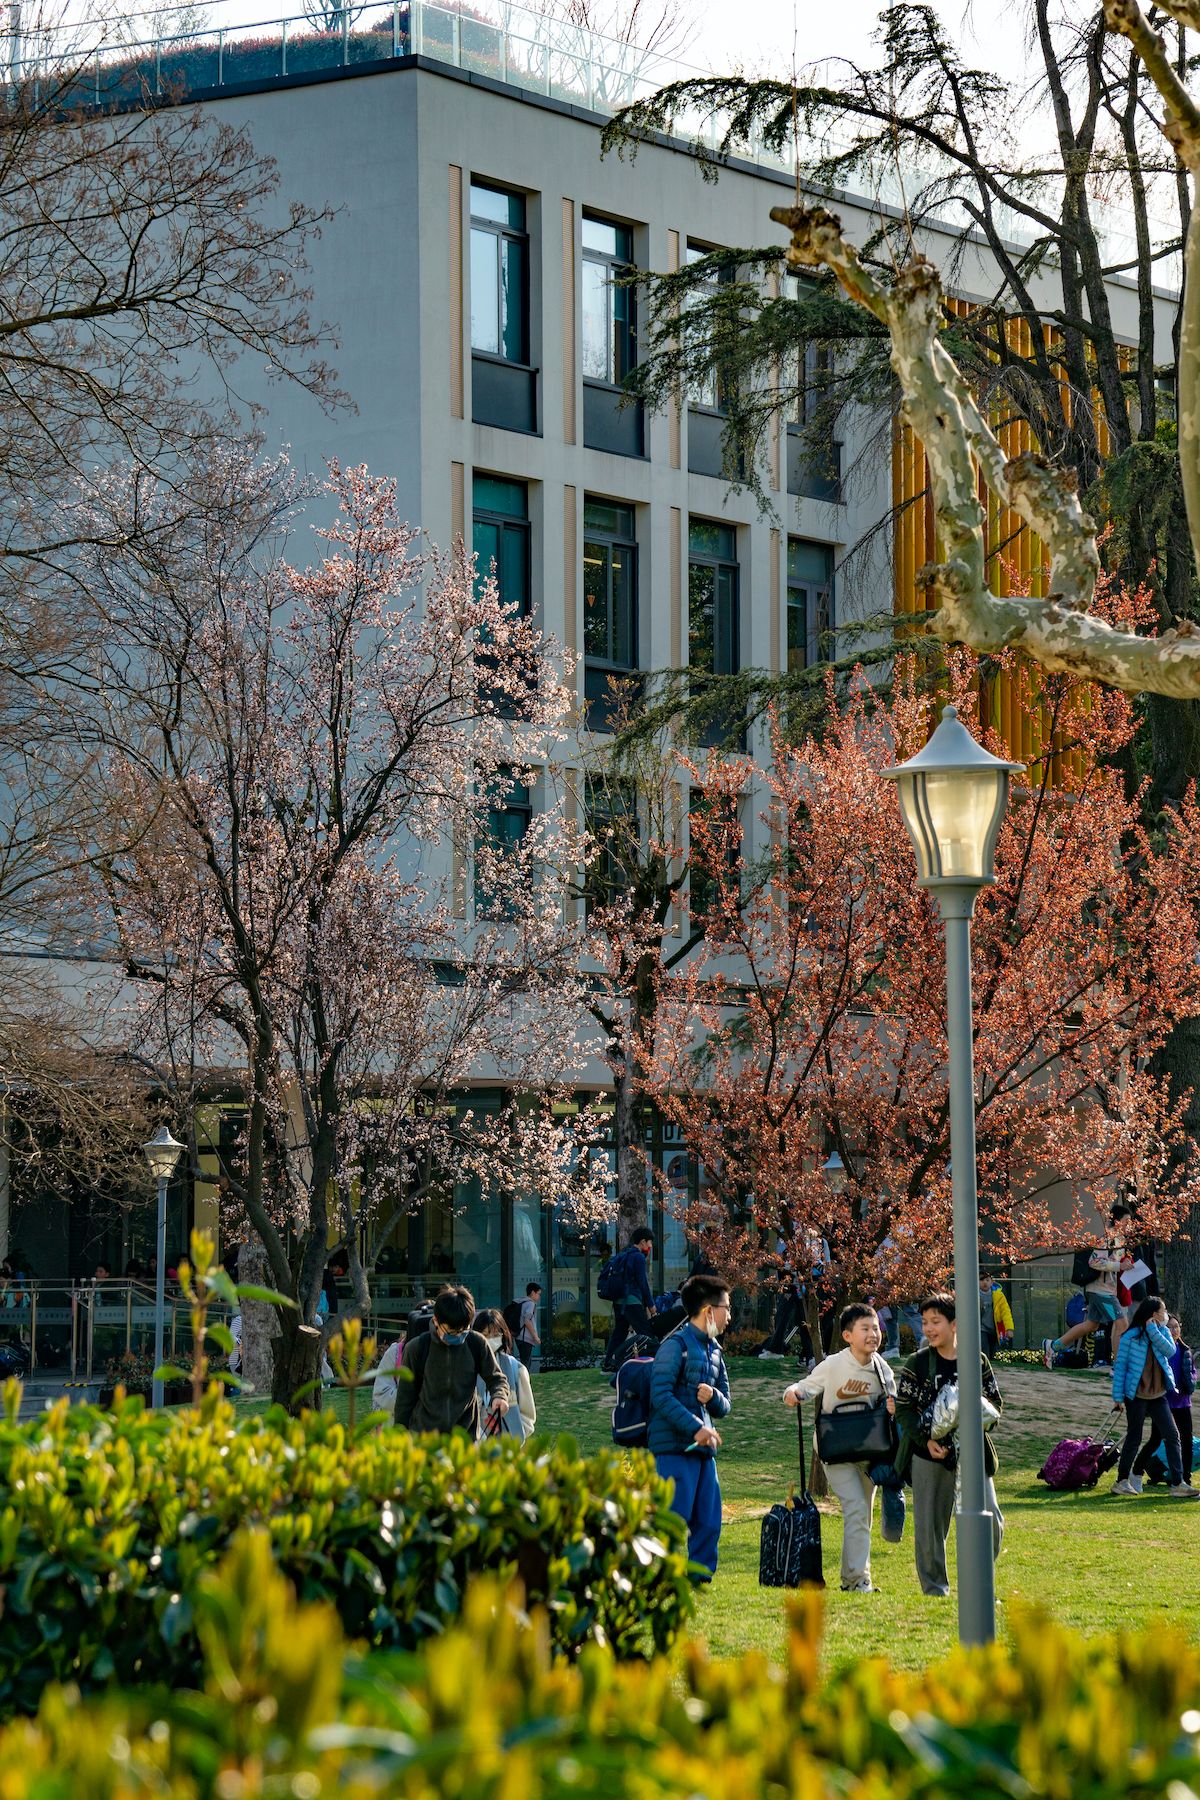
[759,1402,825,1588]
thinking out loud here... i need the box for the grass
[523,1356,1199,1671]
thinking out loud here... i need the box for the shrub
[0,1383,690,1714]
[2,1530,1199,1797]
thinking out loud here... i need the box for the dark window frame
[581,214,637,391]
[475,766,534,919]
[786,538,835,668]
[472,475,531,619]
[583,498,638,674]
[688,520,740,679]
[469,180,530,367]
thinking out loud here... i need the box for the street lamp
[883,704,1023,1647]
[141,1126,185,1408]
[820,1149,846,1192]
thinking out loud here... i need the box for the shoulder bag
[814,1354,898,1466]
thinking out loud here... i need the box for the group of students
[1041,1204,1198,1497]
[646,1281,1005,1596]
[373,1286,538,1441]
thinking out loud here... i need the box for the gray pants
[824,1460,876,1589]
[911,1455,1004,1597]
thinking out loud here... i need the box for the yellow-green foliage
[0,1383,690,1714]
[0,1531,1197,1797]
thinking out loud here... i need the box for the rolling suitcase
[1037,1404,1121,1490]
[759,1402,824,1587]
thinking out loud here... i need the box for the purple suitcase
[1037,1407,1121,1490]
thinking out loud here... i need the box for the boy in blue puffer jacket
[1111,1297,1199,1498]
[648,1273,732,1579]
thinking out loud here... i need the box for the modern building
[2,0,1179,1349]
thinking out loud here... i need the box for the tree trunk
[614,1053,645,1243]
[270,1317,323,1413]
[236,1232,276,1398]
[802,1286,829,1498]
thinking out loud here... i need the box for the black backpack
[596,1252,624,1302]
[1071,1247,1100,1289]
[759,1405,824,1588]
[502,1299,524,1338]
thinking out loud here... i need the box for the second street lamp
[141,1126,186,1409]
[883,704,1023,1648]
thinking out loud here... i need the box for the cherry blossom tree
[646,633,1200,1319]
[79,454,602,1404]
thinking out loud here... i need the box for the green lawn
[526,1356,1198,1671]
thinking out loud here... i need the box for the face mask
[439,1329,467,1346]
[703,1313,722,1340]
[484,1335,503,1352]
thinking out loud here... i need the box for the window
[689,789,739,921]
[473,475,530,616]
[584,775,639,916]
[783,272,840,501]
[475,768,532,917]
[685,242,731,412]
[582,216,636,387]
[688,520,739,678]
[470,182,528,364]
[787,539,835,668]
[584,499,637,670]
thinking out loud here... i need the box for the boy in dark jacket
[394,1285,509,1437]
[648,1273,732,1580]
[895,1292,1004,1597]
[602,1227,656,1369]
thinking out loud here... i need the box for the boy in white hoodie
[784,1302,896,1593]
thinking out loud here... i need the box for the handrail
[0,0,1176,281]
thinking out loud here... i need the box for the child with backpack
[1111,1297,1199,1498]
[393,1286,510,1438]
[1133,1313,1198,1490]
[473,1309,536,1442]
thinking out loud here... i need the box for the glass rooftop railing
[3,0,1180,287]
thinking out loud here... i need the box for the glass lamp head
[821,1149,847,1192]
[883,704,1024,889]
[141,1125,185,1181]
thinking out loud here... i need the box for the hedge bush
[2,1530,1198,1797]
[0,1383,690,1714]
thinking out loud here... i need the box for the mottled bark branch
[1106,0,1200,629]
[771,202,1200,699]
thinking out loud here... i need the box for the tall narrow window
[582,217,635,386]
[782,272,840,502]
[787,539,835,668]
[470,180,537,434]
[685,242,730,412]
[688,520,739,677]
[583,500,638,730]
[470,182,528,363]
[475,768,532,917]
[584,775,638,917]
[473,475,530,616]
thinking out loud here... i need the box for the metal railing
[1,0,1179,285]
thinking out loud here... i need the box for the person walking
[601,1228,655,1370]
[979,1276,1014,1359]
[1134,1314,1197,1487]
[393,1285,509,1438]
[783,1302,897,1593]
[516,1282,541,1370]
[895,1293,1005,1598]
[1111,1297,1199,1498]
[473,1308,536,1442]
[647,1273,732,1581]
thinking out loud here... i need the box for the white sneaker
[1129,1473,1144,1494]
[757,1349,784,1360]
[1169,1483,1200,1499]
[1041,1337,1056,1369]
[1111,1478,1140,1496]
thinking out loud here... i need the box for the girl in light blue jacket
[1112,1298,1199,1498]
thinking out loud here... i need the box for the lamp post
[883,704,1022,1647]
[141,1126,185,1408]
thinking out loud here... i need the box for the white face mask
[703,1312,722,1340]
[484,1335,503,1352]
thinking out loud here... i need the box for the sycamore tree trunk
[236,1232,276,1397]
[614,1051,645,1243]
[270,1314,323,1410]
